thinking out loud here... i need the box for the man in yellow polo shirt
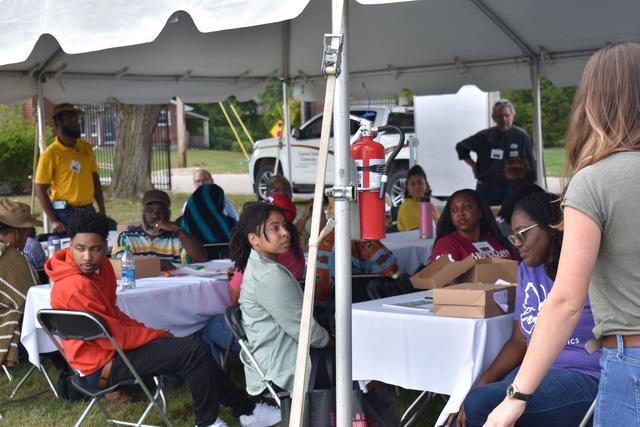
[35,103,106,234]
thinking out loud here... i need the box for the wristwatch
[506,383,532,401]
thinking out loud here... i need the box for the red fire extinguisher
[350,124,405,240]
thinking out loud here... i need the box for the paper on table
[493,279,513,311]
[383,297,433,312]
[170,264,228,278]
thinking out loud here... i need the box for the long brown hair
[564,42,640,189]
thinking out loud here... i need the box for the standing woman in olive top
[397,165,440,231]
[430,188,517,262]
[485,42,640,427]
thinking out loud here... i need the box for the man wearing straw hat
[0,198,41,367]
[35,103,106,234]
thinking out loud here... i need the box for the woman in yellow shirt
[397,165,440,231]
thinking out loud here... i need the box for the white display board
[414,85,492,198]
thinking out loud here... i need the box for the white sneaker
[202,417,229,427]
[239,402,281,427]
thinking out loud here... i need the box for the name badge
[472,241,495,252]
[510,143,518,149]
[490,149,504,160]
[70,159,81,173]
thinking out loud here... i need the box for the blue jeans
[463,366,599,427]
[54,205,95,226]
[595,336,640,426]
[201,314,240,364]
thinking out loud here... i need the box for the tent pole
[332,1,352,426]
[530,61,547,189]
[282,20,293,182]
[36,75,49,233]
[282,80,292,181]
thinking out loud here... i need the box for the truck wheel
[255,162,279,200]
[387,166,408,220]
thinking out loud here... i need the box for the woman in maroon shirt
[430,189,517,262]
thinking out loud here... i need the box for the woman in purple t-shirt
[447,192,600,427]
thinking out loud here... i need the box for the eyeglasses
[508,223,538,246]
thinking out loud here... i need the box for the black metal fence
[77,103,171,190]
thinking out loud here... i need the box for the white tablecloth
[21,259,234,368]
[352,290,513,426]
[382,230,434,274]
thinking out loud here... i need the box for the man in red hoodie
[47,210,280,427]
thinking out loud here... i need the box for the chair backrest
[224,304,247,341]
[203,243,230,261]
[37,309,112,341]
[36,233,66,242]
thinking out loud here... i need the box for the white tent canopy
[2,1,639,425]
[0,0,638,104]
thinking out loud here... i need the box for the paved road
[170,168,564,197]
[171,168,254,194]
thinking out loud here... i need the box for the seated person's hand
[153,221,179,233]
[303,200,313,221]
[163,328,174,337]
[226,265,236,279]
[325,336,335,348]
[445,404,467,427]
[160,260,177,272]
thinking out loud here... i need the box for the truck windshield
[387,112,414,133]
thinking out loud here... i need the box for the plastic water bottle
[120,245,136,290]
[419,197,433,239]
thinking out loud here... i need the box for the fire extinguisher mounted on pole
[350,118,405,240]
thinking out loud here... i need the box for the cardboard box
[432,282,516,318]
[409,255,475,289]
[457,258,518,284]
[110,256,161,279]
[410,255,518,290]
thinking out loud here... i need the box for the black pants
[108,335,255,426]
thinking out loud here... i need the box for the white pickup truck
[248,106,414,210]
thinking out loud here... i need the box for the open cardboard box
[110,255,162,279]
[410,255,517,290]
[432,282,516,318]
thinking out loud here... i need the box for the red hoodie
[46,248,167,375]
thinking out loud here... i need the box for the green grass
[0,360,444,426]
[169,149,247,174]
[92,148,248,180]
[10,193,258,231]
[543,147,566,177]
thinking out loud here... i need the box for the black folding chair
[203,243,230,260]
[37,309,173,427]
[224,304,288,407]
[579,399,595,427]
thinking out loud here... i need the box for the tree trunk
[110,102,162,199]
[176,97,187,168]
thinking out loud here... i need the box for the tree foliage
[0,106,51,193]
[192,82,301,151]
[502,77,576,147]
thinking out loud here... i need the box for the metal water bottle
[419,197,433,239]
[120,245,136,290]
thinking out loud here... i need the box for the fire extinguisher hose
[377,125,405,198]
